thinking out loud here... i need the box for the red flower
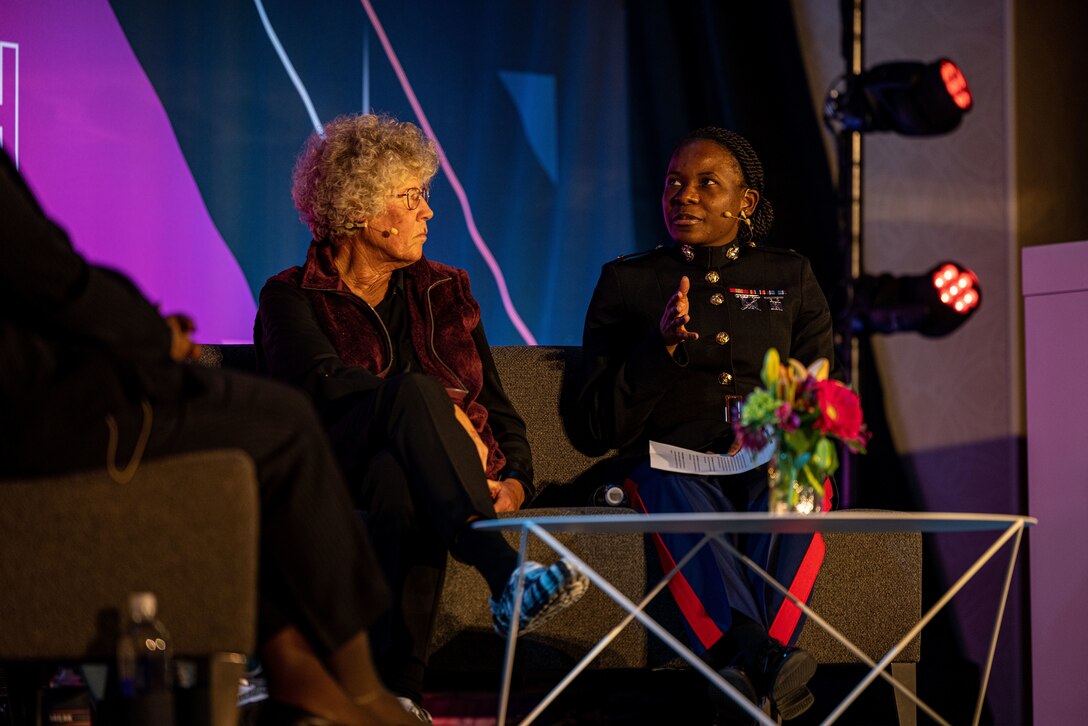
[813,380,864,442]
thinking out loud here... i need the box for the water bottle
[590,484,629,507]
[117,592,175,726]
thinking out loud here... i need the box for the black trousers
[326,373,507,702]
[4,365,390,656]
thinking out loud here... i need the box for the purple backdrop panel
[0,0,255,343]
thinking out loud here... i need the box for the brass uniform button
[706,270,720,284]
[715,331,730,345]
[718,372,733,385]
[710,293,724,305]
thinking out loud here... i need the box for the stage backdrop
[0,0,632,345]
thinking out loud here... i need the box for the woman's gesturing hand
[660,275,699,355]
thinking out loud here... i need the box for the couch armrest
[797,530,922,663]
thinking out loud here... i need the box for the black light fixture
[827,3,978,506]
[826,58,973,136]
[848,261,981,337]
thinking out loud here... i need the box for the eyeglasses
[392,186,430,211]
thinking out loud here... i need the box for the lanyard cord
[105,399,153,484]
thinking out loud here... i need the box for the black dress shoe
[751,644,816,720]
[708,665,760,726]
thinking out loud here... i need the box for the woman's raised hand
[660,276,699,355]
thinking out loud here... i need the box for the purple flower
[733,420,770,451]
[798,376,818,396]
[775,403,801,432]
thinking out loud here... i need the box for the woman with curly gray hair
[256,114,587,722]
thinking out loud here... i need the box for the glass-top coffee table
[474,511,1036,726]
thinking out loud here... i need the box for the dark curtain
[624,0,839,292]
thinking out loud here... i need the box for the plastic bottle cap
[605,486,626,506]
[129,592,158,620]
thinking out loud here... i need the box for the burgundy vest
[271,242,505,478]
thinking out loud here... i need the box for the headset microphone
[347,220,398,236]
[722,211,752,227]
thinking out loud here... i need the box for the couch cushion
[490,347,615,492]
[198,343,257,372]
[428,507,667,674]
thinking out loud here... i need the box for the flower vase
[767,447,823,515]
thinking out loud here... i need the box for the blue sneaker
[490,559,589,637]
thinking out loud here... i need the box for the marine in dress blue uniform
[572,129,837,722]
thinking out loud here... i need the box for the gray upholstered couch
[0,344,922,725]
[204,344,923,723]
[428,346,922,725]
[0,449,259,726]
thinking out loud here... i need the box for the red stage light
[939,60,973,110]
[932,263,979,313]
[849,261,982,337]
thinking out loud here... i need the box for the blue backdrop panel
[107,0,634,345]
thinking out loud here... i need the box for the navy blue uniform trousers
[624,459,826,654]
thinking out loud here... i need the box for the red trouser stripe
[625,476,834,648]
[624,478,724,649]
[768,532,825,644]
[767,476,833,644]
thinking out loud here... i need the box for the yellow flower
[761,348,781,390]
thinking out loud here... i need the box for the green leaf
[783,428,814,454]
[811,438,834,471]
[801,463,826,496]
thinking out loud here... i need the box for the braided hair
[678,127,774,244]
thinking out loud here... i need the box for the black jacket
[0,150,181,469]
[256,255,535,499]
[574,242,835,460]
